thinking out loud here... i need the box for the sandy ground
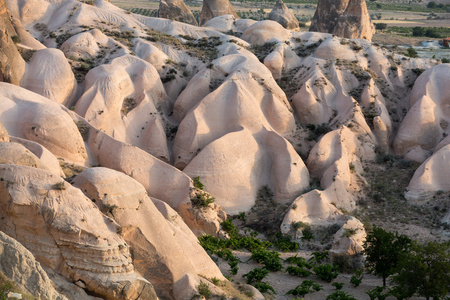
[217,250,427,300]
[372,33,438,45]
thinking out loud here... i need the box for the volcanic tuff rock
[393,64,450,158]
[309,0,375,41]
[0,231,67,300]
[0,83,88,165]
[0,164,158,300]
[72,167,224,299]
[0,0,449,296]
[157,0,198,26]
[199,0,239,25]
[22,48,77,106]
[268,0,299,30]
[74,54,172,162]
[0,0,25,84]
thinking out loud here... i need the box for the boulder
[309,0,375,41]
[281,189,346,235]
[268,0,299,30]
[199,0,238,26]
[330,217,366,269]
[177,188,227,236]
[157,0,198,26]
[330,217,366,256]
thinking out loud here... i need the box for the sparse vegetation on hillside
[385,26,450,39]
[128,7,156,16]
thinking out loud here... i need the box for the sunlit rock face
[310,0,375,41]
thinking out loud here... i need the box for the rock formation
[199,0,238,26]
[75,54,172,162]
[72,167,224,299]
[268,0,299,30]
[0,231,67,300]
[22,48,77,107]
[309,0,375,41]
[393,64,450,159]
[0,0,25,84]
[405,136,450,202]
[157,0,198,26]
[0,164,158,300]
[0,0,448,296]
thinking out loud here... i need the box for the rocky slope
[0,0,448,298]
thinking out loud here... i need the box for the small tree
[405,47,418,58]
[393,241,450,300]
[375,23,387,30]
[363,226,412,286]
[412,26,425,37]
[427,1,437,9]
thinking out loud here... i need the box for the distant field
[110,0,160,10]
[110,0,449,38]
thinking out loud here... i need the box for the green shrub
[52,181,66,190]
[374,23,387,30]
[273,234,299,252]
[285,255,313,269]
[425,28,441,38]
[286,280,322,297]
[221,220,237,236]
[404,47,418,58]
[243,268,269,284]
[412,26,425,36]
[350,269,363,287]
[309,251,329,264]
[248,42,277,62]
[193,176,204,190]
[191,192,215,208]
[313,263,340,282]
[366,286,389,300]
[286,266,313,277]
[327,291,357,300]
[250,249,283,272]
[11,35,21,43]
[442,58,450,63]
[342,228,357,238]
[253,282,276,294]
[228,258,239,275]
[332,282,345,290]
[197,282,212,299]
